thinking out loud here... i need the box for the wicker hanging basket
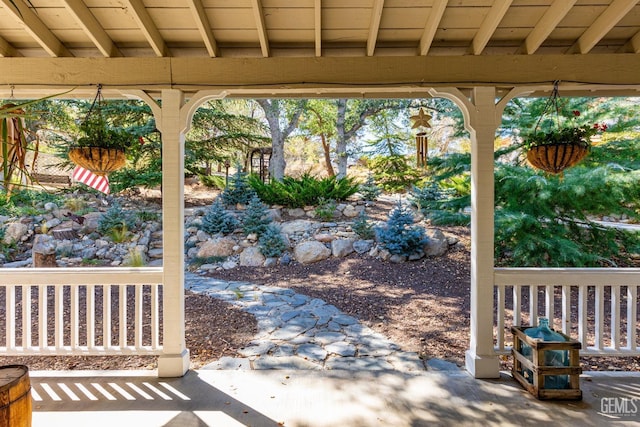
[69,146,126,176]
[526,142,589,175]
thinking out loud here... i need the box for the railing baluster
[103,284,111,349]
[119,285,127,348]
[628,285,638,351]
[39,285,47,350]
[611,285,621,351]
[561,285,571,335]
[55,285,64,350]
[6,285,15,350]
[135,285,143,349]
[87,285,95,349]
[578,286,588,348]
[496,285,505,352]
[71,285,79,349]
[530,285,538,326]
[21,285,31,350]
[151,284,159,349]
[545,284,554,323]
[595,285,605,351]
[513,285,521,326]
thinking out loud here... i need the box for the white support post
[465,87,500,378]
[156,89,190,377]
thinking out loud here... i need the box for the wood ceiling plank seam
[0,0,72,57]
[618,28,640,52]
[516,0,577,55]
[366,0,384,56]
[122,0,170,57]
[186,0,220,57]
[468,0,513,55]
[567,0,639,54]
[250,0,270,57]
[0,33,21,57]
[315,0,321,56]
[62,0,123,57]
[418,0,448,55]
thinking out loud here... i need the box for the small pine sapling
[220,167,255,207]
[375,201,427,257]
[359,173,382,201]
[243,194,272,236]
[201,198,240,235]
[258,224,287,258]
[97,201,135,235]
[352,210,375,240]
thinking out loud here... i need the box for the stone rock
[264,257,278,267]
[266,209,282,223]
[239,246,266,267]
[280,219,315,235]
[195,229,210,242]
[342,204,359,218]
[80,212,102,233]
[32,234,57,268]
[314,233,334,243]
[44,202,58,212]
[294,241,331,264]
[390,254,407,263]
[279,253,292,265]
[197,237,236,258]
[331,238,355,258]
[287,208,306,217]
[424,228,448,257]
[3,222,28,244]
[222,260,238,269]
[353,240,373,254]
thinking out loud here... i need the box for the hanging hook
[9,84,14,99]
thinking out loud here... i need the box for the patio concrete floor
[29,369,640,426]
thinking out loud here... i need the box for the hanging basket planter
[69,84,132,176]
[526,142,589,175]
[521,81,606,175]
[68,146,126,176]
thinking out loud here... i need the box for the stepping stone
[314,332,346,345]
[237,340,274,357]
[325,356,394,371]
[252,356,322,370]
[426,358,460,371]
[332,314,358,326]
[325,342,356,357]
[296,344,328,362]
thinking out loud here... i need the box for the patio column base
[158,349,190,377]
[465,349,500,379]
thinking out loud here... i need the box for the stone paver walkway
[186,273,432,371]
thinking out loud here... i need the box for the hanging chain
[83,83,103,124]
[533,80,561,134]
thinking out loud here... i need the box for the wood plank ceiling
[0,0,637,59]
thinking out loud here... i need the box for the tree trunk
[335,99,348,179]
[320,133,335,177]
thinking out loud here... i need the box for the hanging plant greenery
[68,84,133,176]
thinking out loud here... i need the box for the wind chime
[410,107,432,168]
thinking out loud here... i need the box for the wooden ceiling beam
[468,0,513,55]
[567,0,639,54]
[0,35,21,57]
[251,0,270,57]
[0,0,72,57]
[1,55,639,90]
[517,0,576,55]
[315,0,321,57]
[187,0,220,57]
[619,30,640,53]
[418,0,448,56]
[123,0,170,57]
[366,0,384,56]
[62,0,123,57]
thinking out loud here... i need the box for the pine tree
[220,167,255,207]
[375,201,427,256]
[201,198,239,235]
[358,173,382,201]
[258,224,287,258]
[352,210,375,240]
[242,194,272,237]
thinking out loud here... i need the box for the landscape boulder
[424,229,449,257]
[197,236,237,258]
[294,241,331,264]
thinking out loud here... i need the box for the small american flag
[73,166,110,194]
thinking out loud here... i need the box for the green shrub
[136,210,159,222]
[375,202,427,257]
[314,198,337,221]
[368,155,422,193]
[201,198,239,235]
[258,224,287,258]
[199,174,226,190]
[352,211,375,240]
[97,201,135,236]
[248,173,359,208]
[242,194,272,236]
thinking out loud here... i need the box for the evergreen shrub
[242,194,272,236]
[201,198,239,235]
[258,224,287,258]
[375,202,427,257]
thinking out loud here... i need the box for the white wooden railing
[494,268,640,356]
[0,268,163,355]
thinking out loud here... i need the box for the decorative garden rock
[294,241,331,264]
